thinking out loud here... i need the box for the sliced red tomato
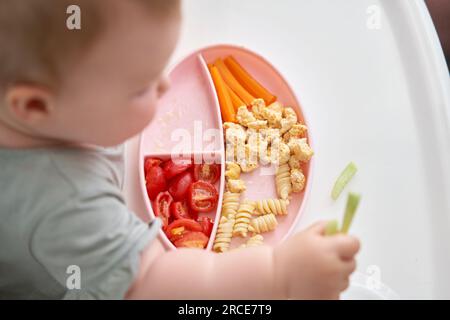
[170,201,192,220]
[173,231,209,249]
[165,226,185,243]
[188,181,219,213]
[145,166,167,200]
[152,192,173,228]
[198,216,214,237]
[193,163,220,184]
[162,158,192,180]
[168,171,193,201]
[190,210,199,221]
[166,218,203,234]
[144,157,162,174]
[165,218,203,242]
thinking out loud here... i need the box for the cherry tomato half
[145,165,167,200]
[170,201,192,220]
[198,216,214,237]
[173,231,209,249]
[144,157,162,174]
[168,171,193,201]
[193,163,220,184]
[165,218,203,242]
[188,181,219,213]
[162,158,192,180]
[152,191,173,228]
[166,218,203,234]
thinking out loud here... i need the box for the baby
[0,0,359,299]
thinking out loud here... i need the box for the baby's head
[0,0,181,147]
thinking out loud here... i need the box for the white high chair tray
[123,0,450,299]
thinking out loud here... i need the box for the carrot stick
[225,82,245,111]
[209,65,236,123]
[224,55,277,105]
[214,58,255,105]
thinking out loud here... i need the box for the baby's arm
[126,238,279,299]
[126,221,360,300]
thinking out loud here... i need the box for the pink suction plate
[139,44,314,251]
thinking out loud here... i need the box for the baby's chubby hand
[273,221,360,300]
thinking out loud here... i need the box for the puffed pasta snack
[287,137,314,162]
[291,168,306,193]
[227,179,246,193]
[236,106,256,127]
[280,107,298,134]
[288,156,302,170]
[225,162,241,180]
[282,124,308,143]
[275,140,290,165]
[250,98,266,120]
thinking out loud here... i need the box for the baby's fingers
[343,258,357,275]
[331,235,360,260]
[306,220,328,235]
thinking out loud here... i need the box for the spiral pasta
[221,192,240,218]
[239,234,264,249]
[213,215,235,253]
[233,200,255,237]
[254,199,289,216]
[276,163,292,200]
[248,214,278,234]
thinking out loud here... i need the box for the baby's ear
[4,85,55,125]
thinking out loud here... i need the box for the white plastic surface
[123,0,450,299]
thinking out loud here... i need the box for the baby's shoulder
[0,146,126,228]
[46,147,124,192]
[0,146,123,201]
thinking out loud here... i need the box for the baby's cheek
[130,96,158,127]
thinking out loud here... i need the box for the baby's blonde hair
[0,0,179,92]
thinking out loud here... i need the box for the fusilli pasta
[213,216,235,253]
[248,214,278,233]
[254,199,289,216]
[276,163,292,200]
[233,200,255,237]
[221,192,240,218]
[239,234,264,248]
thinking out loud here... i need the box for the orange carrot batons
[224,55,277,105]
[209,65,236,123]
[214,58,255,105]
[226,83,245,111]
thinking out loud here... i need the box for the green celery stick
[341,192,361,234]
[325,219,339,236]
[331,162,358,200]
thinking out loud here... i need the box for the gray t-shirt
[0,145,161,299]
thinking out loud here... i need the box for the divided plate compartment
[139,44,314,251]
